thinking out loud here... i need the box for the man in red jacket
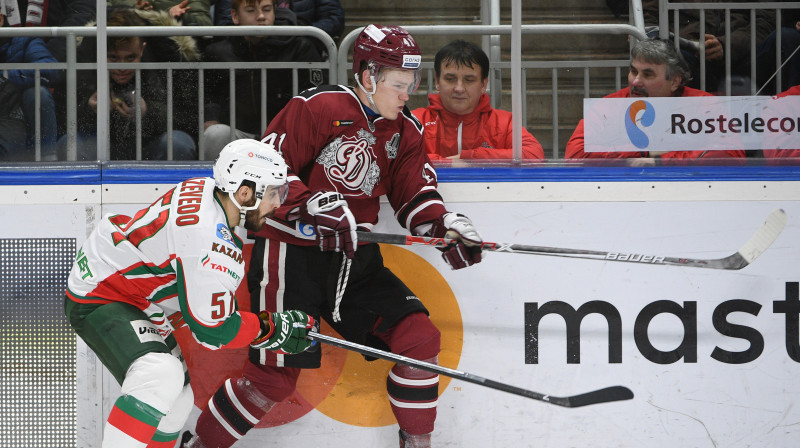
[412,39,544,161]
[565,38,744,165]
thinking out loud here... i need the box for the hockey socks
[194,376,277,448]
[387,360,439,435]
[146,430,181,448]
[103,395,164,448]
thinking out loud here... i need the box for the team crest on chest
[317,129,380,195]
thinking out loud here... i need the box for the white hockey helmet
[213,139,288,213]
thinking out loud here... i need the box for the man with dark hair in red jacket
[412,39,544,162]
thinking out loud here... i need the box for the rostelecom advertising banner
[584,96,800,152]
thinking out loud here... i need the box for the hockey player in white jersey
[64,139,315,448]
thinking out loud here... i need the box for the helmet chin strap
[355,72,380,115]
[228,192,261,228]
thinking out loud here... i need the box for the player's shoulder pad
[401,106,424,134]
[297,84,349,100]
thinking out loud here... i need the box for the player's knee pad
[392,355,439,379]
[386,312,441,361]
[121,352,185,414]
[154,383,194,435]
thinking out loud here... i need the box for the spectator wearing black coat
[60,8,200,160]
[756,6,800,94]
[215,0,343,55]
[202,0,324,160]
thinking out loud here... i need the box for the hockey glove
[300,191,358,258]
[429,212,483,270]
[251,310,315,355]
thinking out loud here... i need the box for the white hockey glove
[300,191,358,259]
[429,212,483,270]
[143,303,174,339]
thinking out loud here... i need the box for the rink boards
[2,164,799,448]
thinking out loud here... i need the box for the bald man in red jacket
[566,38,744,165]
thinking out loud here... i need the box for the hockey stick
[307,331,634,408]
[358,209,787,270]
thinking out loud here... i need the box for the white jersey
[66,177,261,349]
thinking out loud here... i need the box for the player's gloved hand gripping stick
[427,212,483,270]
[251,310,315,355]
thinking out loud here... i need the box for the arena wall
[2,164,799,447]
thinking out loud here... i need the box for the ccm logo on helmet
[244,172,263,179]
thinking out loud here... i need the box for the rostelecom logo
[625,100,655,149]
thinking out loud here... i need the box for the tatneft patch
[131,320,167,344]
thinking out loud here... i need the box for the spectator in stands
[756,8,800,95]
[202,0,324,160]
[0,8,59,161]
[412,39,544,162]
[116,0,213,26]
[213,0,231,24]
[5,0,98,146]
[565,38,745,165]
[275,0,343,39]
[2,0,96,62]
[60,7,198,160]
[762,83,800,163]
[216,0,344,43]
[643,0,774,93]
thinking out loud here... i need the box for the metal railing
[0,25,336,161]
[13,2,800,161]
[657,1,800,95]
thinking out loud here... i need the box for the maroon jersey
[259,85,447,246]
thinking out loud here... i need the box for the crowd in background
[1,0,799,163]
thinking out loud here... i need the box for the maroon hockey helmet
[352,24,422,92]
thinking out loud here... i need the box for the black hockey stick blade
[308,331,634,408]
[357,209,787,270]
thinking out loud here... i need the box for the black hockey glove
[429,212,483,270]
[300,191,358,259]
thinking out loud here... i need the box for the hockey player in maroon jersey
[183,24,483,448]
[64,139,315,448]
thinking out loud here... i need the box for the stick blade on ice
[553,386,635,408]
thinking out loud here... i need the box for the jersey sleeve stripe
[395,190,445,230]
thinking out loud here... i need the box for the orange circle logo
[259,244,463,427]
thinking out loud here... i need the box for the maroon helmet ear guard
[352,24,422,78]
